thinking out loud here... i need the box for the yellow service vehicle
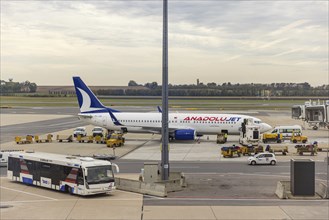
[94,135,106,144]
[106,133,125,148]
[15,135,34,144]
[240,145,254,156]
[295,144,317,156]
[76,135,94,143]
[216,133,226,144]
[290,134,307,143]
[268,145,288,155]
[221,146,241,158]
[254,145,264,154]
[262,133,282,143]
[35,134,53,143]
[56,135,73,142]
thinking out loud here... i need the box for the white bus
[270,125,302,138]
[7,151,119,196]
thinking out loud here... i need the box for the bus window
[86,165,114,185]
[271,129,277,133]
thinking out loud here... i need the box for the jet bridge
[304,100,329,130]
[291,105,305,119]
[292,100,329,130]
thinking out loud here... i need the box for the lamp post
[161,0,169,180]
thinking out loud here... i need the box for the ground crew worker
[265,145,270,152]
[112,145,116,156]
[224,133,228,142]
[276,133,281,142]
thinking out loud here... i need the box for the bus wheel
[66,185,74,194]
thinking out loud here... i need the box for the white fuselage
[79,112,271,135]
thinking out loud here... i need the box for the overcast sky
[1,1,328,86]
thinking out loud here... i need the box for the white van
[0,152,8,167]
[270,125,302,139]
[0,150,24,166]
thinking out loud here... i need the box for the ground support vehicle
[92,154,116,161]
[248,152,277,165]
[92,127,104,137]
[239,125,260,146]
[254,145,264,154]
[240,145,254,156]
[106,133,125,148]
[295,144,317,156]
[268,145,288,155]
[269,125,303,139]
[221,146,241,158]
[35,134,53,143]
[1,150,24,166]
[317,145,329,152]
[290,134,308,143]
[73,127,87,138]
[216,133,226,144]
[56,135,73,142]
[262,133,282,143]
[15,135,33,144]
[7,151,119,196]
[94,135,107,144]
[76,135,94,143]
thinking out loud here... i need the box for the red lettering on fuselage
[183,116,242,122]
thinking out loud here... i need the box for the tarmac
[0,111,329,220]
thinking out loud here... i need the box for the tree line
[96,80,329,97]
[0,79,37,94]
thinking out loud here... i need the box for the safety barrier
[317,182,328,199]
[115,172,186,197]
[115,177,167,197]
[275,181,290,199]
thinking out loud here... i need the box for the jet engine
[174,129,196,140]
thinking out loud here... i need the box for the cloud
[1,1,328,86]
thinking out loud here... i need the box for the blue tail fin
[72,77,107,113]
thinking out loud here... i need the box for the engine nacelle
[174,129,196,140]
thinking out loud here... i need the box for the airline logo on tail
[73,77,123,126]
[73,77,106,113]
[76,87,104,113]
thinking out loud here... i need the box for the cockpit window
[254,120,261,124]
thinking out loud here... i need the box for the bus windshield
[86,165,114,185]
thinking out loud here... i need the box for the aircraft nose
[261,123,272,132]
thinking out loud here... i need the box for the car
[248,152,277,165]
[73,127,87,137]
[92,127,104,137]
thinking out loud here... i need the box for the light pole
[161,0,169,180]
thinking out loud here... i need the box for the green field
[0,96,308,110]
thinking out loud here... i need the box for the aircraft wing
[135,124,195,134]
[78,114,93,119]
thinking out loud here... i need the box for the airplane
[73,77,272,140]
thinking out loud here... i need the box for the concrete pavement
[1,111,329,220]
[1,177,328,219]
